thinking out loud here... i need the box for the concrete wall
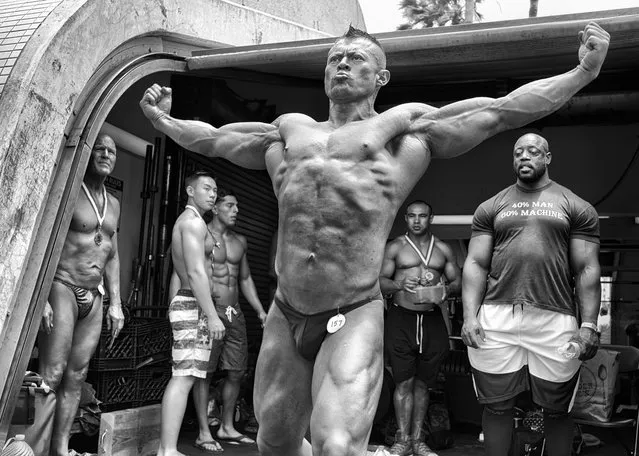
[233,0,365,36]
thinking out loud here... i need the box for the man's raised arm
[414,22,610,159]
[140,84,280,170]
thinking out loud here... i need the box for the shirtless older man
[141,24,610,456]
[26,134,125,456]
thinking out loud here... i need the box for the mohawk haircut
[337,25,386,68]
[185,170,216,191]
[341,25,384,51]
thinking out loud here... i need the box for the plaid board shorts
[169,289,212,379]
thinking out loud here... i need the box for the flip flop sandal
[193,440,224,453]
[216,434,255,445]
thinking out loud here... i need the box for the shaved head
[514,133,549,154]
[406,200,433,216]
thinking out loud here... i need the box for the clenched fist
[139,84,173,123]
[577,22,610,78]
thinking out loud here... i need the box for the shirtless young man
[26,134,125,456]
[187,187,267,451]
[159,171,225,456]
[141,24,610,456]
[379,201,460,456]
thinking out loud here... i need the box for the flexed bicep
[178,121,280,170]
[212,122,282,170]
[423,97,502,160]
[141,82,282,170]
[392,100,498,165]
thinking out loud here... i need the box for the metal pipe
[156,154,172,312]
[126,144,153,309]
[143,138,160,316]
[142,137,162,317]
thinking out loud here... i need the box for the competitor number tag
[327,313,346,334]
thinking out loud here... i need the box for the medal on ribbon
[82,183,108,246]
[94,229,103,246]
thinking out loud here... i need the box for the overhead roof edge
[188,8,639,72]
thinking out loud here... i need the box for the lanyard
[404,234,435,269]
[81,183,107,228]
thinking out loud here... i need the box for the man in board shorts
[190,187,268,450]
[160,171,225,456]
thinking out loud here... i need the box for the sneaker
[412,440,438,456]
[388,434,412,456]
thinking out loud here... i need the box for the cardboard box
[98,404,161,456]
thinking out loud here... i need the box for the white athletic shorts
[468,303,581,410]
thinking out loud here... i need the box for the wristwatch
[580,322,599,332]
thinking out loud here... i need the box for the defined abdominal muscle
[277,232,384,304]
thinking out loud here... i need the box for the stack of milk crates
[87,309,172,412]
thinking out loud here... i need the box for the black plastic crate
[90,317,171,370]
[136,363,171,405]
[135,318,172,361]
[90,323,137,370]
[88,369,137,407]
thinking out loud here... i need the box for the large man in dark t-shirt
[461,133,601,456]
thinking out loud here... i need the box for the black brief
[273,293,382,361]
